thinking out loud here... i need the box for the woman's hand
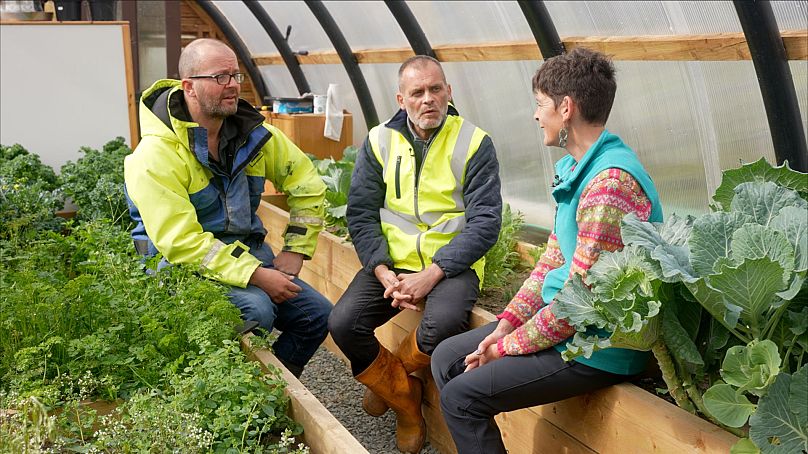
[463,319,515,372]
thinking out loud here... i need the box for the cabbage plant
[552,158,807,453]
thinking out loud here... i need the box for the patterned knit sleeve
[496,234,564,328]
[497,169,652,356]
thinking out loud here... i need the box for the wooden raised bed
[241,334,369,454]
[257,201,739,454]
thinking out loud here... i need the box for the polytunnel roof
[200,0,807,231]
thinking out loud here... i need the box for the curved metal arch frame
[517,0,565,59]
[734,0,807,172]
[304,0,379,129]
[242,1,311,96]
[195,0,271,103]
[384,0,436,58]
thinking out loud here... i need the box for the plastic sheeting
[209,0,806,230]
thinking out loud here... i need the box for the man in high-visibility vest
[124,39,332,378]
[328,55,503,453]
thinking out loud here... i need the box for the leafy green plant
[311,146,357,238]
[483,203,525,291]
[59,137,132,228]
[1,220,305,451]
[552,158,807,451]
[0,178,64,238]
[0,143,64,238]
[0,144,59,191]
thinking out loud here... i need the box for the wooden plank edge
[252,31,807,65]
[241,334,369,454]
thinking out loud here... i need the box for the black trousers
[328,267,479,375]
[431,322,630,454]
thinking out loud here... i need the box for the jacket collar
[552,129,616,194]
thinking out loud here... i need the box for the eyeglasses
[188,73,245,85]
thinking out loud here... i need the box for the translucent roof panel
[545,1,744,35]
[789,61,808,147]
[209,0,805,231]
[323,1,408,49]
[407,1,534,43]
[441,61,555,226]
[772,1,808,30]
[256,1,333,53]
[213,1,277,55]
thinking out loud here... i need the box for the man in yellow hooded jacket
[124,38,331,377]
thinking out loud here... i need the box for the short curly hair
[532,47,616,125]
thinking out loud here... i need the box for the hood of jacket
[138,79,266,155]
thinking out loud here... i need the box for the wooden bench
[257,201,738,454]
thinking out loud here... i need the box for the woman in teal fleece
[431,48,663,454]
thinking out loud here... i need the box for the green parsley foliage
[60,137,132,229]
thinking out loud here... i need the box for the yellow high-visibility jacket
[124,79,325,287]
[348,106,503,284]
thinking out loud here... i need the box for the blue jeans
[228,241,332,371]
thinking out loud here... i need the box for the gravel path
[299,346,442,454]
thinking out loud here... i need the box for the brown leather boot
[356,345,426,453]
[363,329,431,417]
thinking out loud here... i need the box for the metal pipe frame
[242,1,311,96]
[734,0,807,171]
[517,0,565,59]
[305,0,379,129]
[384,0,436,58]
[195,0,271,103]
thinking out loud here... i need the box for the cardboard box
[259,111,354,196]
[263,112,353,161]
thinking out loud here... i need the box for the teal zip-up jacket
[124,79,326,288]
[548,130,663,375]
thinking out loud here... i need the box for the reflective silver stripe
[383,199,420,224]
[377,125,393,175]
[380,208,422,235]
[430,215,466,234]
[202,239,227,267]
[449,119,477,211]
[290,216,323,225]
[419,210,442,225]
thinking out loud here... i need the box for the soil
[474,266,532,315]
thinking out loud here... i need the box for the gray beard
[201,99,238,119]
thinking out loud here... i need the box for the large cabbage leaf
[708,258,788,337]
[771,206,808,273]
[749,364,808,454]
[731,224,795,286]
[622,214,698,283]
[712,157,808,211]
[689,211,752,276]
[731,181,807,228]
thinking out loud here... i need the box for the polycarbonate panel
[357,63,401,126]
[323,1,408,49]
[545,1,742,36]
[606,61,777,218]
[790,61,808,149]
[772,1,808,30]
[406,1,534,43]
[211,0,806,233]
[439,61,556,227]
[260,66,298,102]
[136,1,166,92]
[255,1,333,53]
[213,1,277,55]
